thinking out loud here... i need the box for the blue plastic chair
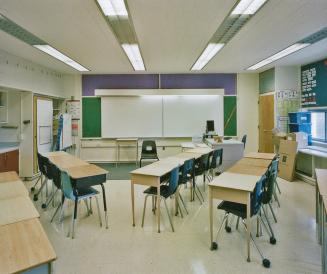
[209,148,223,179]
[215,175,272,268]
[141,166,179,232]
[59,170,102,239]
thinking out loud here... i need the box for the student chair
[194,152,211,192]
[33,153,51,202]
[59,170,103,239]
[141,166,179,232]
[214,176,272,268]
[139,140,159,167]
[208,148,223,179]
[42,161,61,210]
[30,152,44,192]
[241,134,247,148]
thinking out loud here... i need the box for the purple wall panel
[82,73,236,96]
[82,74,159,96]
[160,73,236,95]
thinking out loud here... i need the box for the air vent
[300,27,327,44]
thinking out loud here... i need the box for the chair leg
[141,195,149,227]
[261,206,276,243]
[95,196,102,227]
[51,195,63,223]
[31,174,42,192]
[203,174,206,192]
[273,191,281,208]
[163,199,174,232]
[215,212,228,242]
[59,197,67,223]
[139,158,142,167]
[275,180,281,194]
[268,202,277,223]
[179,193,189,215]
[84,199,91,216]
[236,217,240,230]
[242,220,271,268]
[89,197,93,214]
[71,199,78,239]
[33,178,47,201]
[42,188,59,210]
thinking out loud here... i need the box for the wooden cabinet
[0,150,19,173]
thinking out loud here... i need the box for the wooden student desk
[0,218,56,274]
[185,147,213,155]
[44,152,110,229]
[0,196,40,226]
[244,152,276,160]
[130,161,180,232]
[0,180,29,200]
[227,164,268,177]
[208,172,260,262]
[237,158,272,168]
[0,171,20,183]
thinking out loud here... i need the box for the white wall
[237,73,259,153]
[275,66,301,91]
[0,49,69,98]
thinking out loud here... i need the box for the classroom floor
[26,176,321,274]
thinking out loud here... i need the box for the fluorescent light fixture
[191,43,224,70]
[121,44,145,71]
[247,43,310,70]
[232,0,267,15]
[96,0,128,17]
[33,45,89,71]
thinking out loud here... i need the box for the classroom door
[35,97,53,154]
[259,94,274,153]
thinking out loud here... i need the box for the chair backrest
[263,159,279,203]
[179,158,194,184]
[141,140,158,156]
[210,148,223,169]
[168,166,180,194]
[251,175,265,216]
[37,152,48,175]
[48,162,61,189]
[241,134,247,148]
[61,170,74,199]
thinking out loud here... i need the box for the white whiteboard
[60,113,72,149]
[37,99,53,153]
[163,95,223,137]
[101,97,163,138]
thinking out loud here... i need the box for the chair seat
[68,187,99,200]
[218,201,251,219]
[178,174,192,185]
[143,185,175,199]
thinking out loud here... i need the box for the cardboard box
[287,132,308,149]
[272,132,287,153]
[278,140,298,181]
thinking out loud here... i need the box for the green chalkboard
[302,59,327,107]
[224,96,237,136]
[82,98,101,137]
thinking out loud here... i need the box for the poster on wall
[276,90,300,133]
[66,100,80,120]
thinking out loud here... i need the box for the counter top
[0,142,19,154]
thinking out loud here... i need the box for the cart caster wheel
[31,187,35,192]
[225,226,231,233]
[33,195,38,201]
[263,259,271,268]
[270,237,276,245]
[211,242,218,250]
[41,203,46,209]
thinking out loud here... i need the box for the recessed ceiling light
[121,44,145,71]
[191,43,224,71]
[34,45,89,71]
[232,0,267,15]
[247,43,310,70]
[96,0,128,17]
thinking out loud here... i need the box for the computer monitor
[206,120,215,132]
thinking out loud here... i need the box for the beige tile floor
[27,177,321,274]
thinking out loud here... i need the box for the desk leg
[319,195,323,245]
[209,187,215,250]
[323,210,326,274]
[116,143,118,167]
[312,156,316,180]
[246,193,251,262]
[131,181,135,226]
[136,141,138,167]
[157,180,161,233]
[100,183,109,229]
